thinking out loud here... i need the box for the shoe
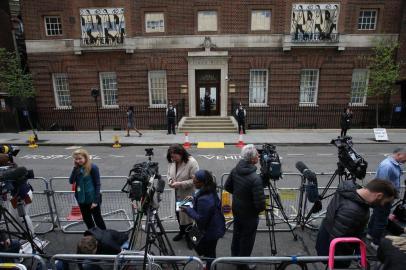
[172,233,183,241]
[167,133,170,135]
[173,133,176,135]
[366,234,373,240]
[139,133,142,137]
[370,242,379,251]
[125,134,130,137]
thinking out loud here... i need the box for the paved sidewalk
[1,129,405,146]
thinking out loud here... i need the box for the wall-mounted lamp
[228,83,236,93]
[180,84,188,94]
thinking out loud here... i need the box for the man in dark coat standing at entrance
[204,91,211,116]
[235,103,247,134]
[166,101,177,135]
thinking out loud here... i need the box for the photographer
[224,144,265,270]
[70,149,106,230]
[0,230,21,263]
[316,179,396,268]
[166,144,199,248]
[367,147,406,249]
[181,170,225,269]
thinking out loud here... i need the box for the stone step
[178,129,236,133]
[179,116,237,132]
[180,126,236,131]
[182,122,235,127]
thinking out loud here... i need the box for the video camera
[122,148,165,210]
[0,166,34,195]
[331,136,368,180]
[257,144,282,185]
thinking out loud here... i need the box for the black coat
[224,160,266,218]
[340,112,352,130]
[323,181,369,238]
[84,227,128,255]
[377,236,406,270]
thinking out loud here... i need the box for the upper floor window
[350,69,369,105]
[45,16,62,36]
[99,72,118,108]
[148,70,167,107]
[52,73,71,108]
[249,69,268,106]
[251,10,271,31]
[299,69,319,105]
[198,11,218,32]
[145,12,165,33]
[358,10,378,30]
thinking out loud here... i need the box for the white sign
[373,128,389,141]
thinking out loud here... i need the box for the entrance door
[196,70,220,116]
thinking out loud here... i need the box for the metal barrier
[0,263,27,270]
[0,253,46,270]
[50,254,205,270]
[209,255,362,270]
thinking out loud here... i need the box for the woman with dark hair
[181,170,226,269]
[167,144,199,248]
[126,106,142,137]
[340,107,352,137]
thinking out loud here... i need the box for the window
[197,11,218,32]
[251,10,271,31]
[358,10,378,30]
[299,69,319,104]
[44,16,62,36]
[249,69,268,106]
[52,73,71,108]
[350,69,369,105]
[99,72,118,107]
[148,71,167,107]
[145,12,165,33]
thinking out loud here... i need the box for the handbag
[185,223,204,248]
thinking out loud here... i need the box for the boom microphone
[295,161,319,203]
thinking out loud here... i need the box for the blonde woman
[69,149,106,230]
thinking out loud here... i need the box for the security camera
[225,76,229,81]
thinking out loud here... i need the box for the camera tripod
[296,162,356,228]
[0,197,44,255]
[263,180,298,255]
[128,198,177,270]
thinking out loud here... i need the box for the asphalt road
[12,143,405,191]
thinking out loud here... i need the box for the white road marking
[65,146,82,150]
[110,155,125,158]
[287,154,305,156]
[317,153,333,156]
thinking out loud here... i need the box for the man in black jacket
[77,227,129,255]
[225,144,265,270]
[316,179,396,268]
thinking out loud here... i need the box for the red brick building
[21,0,406,130]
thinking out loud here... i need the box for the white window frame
[44,16,63,36]
[197,11,218,32]
[251,10,271,31]
[52,73,71,109]
[148,70,168,108]
[350,69,369,106]
[358,9,378,30]
[249,69,268,107]
[299,69,319,105]
[99,72,119,108]
[145,12,165,33]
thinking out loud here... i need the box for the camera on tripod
[331,136,368,180]
[0,145,20,165]
[257,144,282,184]
[122,148,165,209]
[0,166,34,196]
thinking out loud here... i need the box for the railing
[230,100,406,129]
[36,99,185,131]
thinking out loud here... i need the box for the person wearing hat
[181,170,225,269]
[235,103,247,134]
[166,101,177,135]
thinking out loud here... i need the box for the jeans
[195,239,218,269]
[79,203,106,230]
[231,216,259,269]
[368,204,392,245]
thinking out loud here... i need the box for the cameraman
[0,230,21,263]
[316,179,396,268]
[367,147,406,249]
[224,144,265,270]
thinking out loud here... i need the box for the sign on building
[291,3,340,42]
[80,8,125,46]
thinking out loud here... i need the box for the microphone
[295,162,319,203]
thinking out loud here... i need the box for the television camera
[257,143,282,184]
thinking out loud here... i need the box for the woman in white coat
[167,144,199,247]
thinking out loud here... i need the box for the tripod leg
[129,210,143,250]
[268,184,297,240]
[265,208,277,255]
[142,210,152,270]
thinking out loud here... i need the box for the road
[13,143,405,191]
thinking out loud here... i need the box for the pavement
[1,128,406,146]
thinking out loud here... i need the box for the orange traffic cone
[67,183,82,221]
[183,132,191,149]
[236,131,245,148]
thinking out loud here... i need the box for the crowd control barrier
[0,253,46,270]
[50,254,205,270]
